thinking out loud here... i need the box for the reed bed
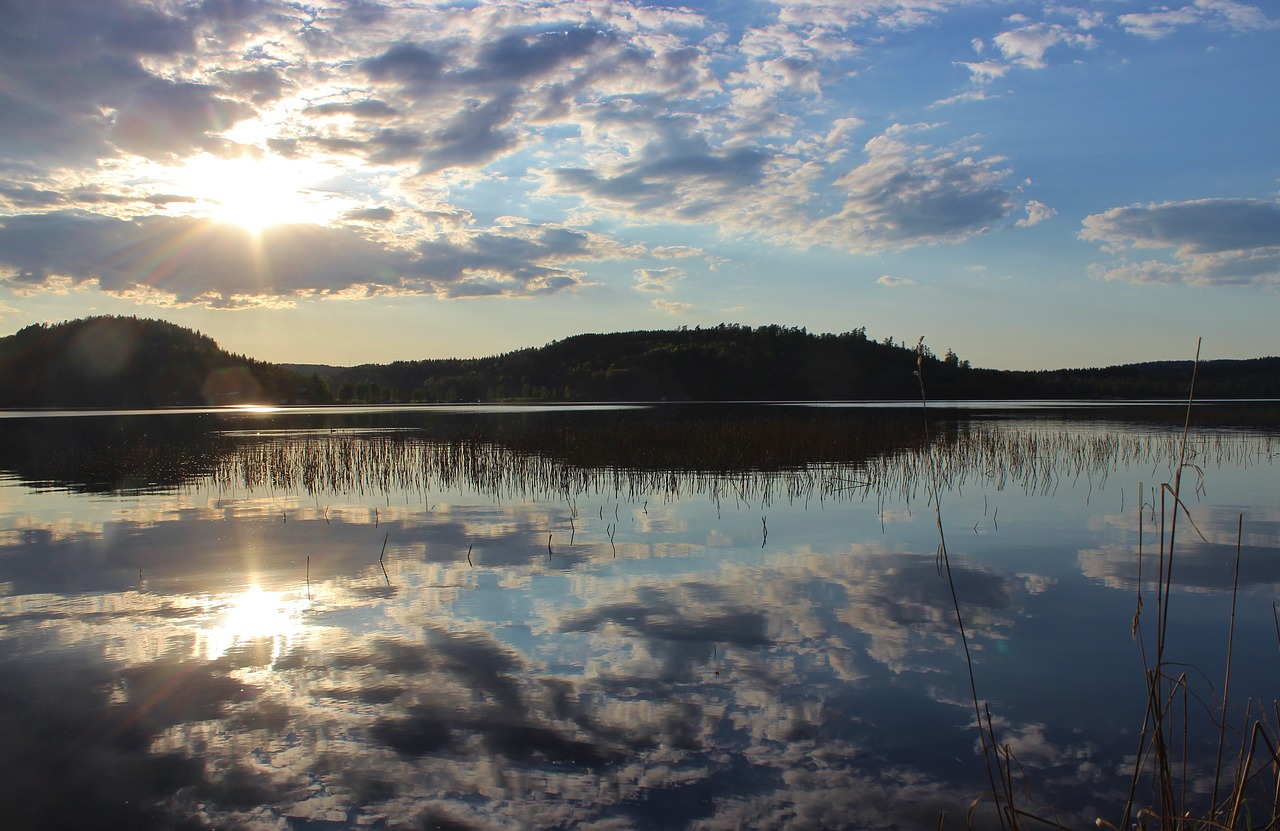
[207,422,1274,509]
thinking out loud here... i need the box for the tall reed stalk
[1115,339,1280,830]
[915,339,1011,830]
[923,339,1279,830]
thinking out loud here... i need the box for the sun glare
[164,152,346,233]
[204,586,307,664]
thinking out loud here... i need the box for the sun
[163,152,346,233]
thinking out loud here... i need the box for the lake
[0,402,1277,831]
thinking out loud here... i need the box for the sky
[0,0,1276,371]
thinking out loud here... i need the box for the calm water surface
[0,403,1276,830]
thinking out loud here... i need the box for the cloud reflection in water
[0,407,1275,829]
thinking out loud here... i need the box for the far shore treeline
[1,316,1277,409]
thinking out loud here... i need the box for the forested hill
[309,324,1280,403]
[1,317,1276,408]
[0,317,306,408]
[321,326,998,402]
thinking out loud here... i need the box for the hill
[0,316,306,408]
[2,317,1276,408]
[310,325,1002,402]
[308,325,1280,403]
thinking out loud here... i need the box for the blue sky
[0,0,1276,370]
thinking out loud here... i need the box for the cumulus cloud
[1119,0,1276,39]
[957,60,1010,82]
[993,22,1096,69]
[409,219,624,298]
[548,143,772,218]
[0,211,629,305]
[1081,198,1280,286]
[0,0,1067,313]
[1017,199,1057,227]
[811,125,1024,251]
[0,0,268,164]
[877,274,919,287]
[652,298,692,313]
[634,266,686,293]
[772,0,977,30]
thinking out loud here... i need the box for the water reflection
[0,404,1276,829]
[202,586,309,664]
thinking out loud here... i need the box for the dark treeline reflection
[1,403,1275,499]
[0,412,227,493]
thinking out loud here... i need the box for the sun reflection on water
[202,586,308,665]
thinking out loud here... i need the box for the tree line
[2,317,1275,408]
[305,323,1279,403]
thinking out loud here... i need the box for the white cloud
[652,298,692,313]
[634,266,686,293]
[1119,0,1276,39]
[1017,199,1057,227]
[649,245,705,259]
[809,125,1024,252]
[773,0,982,30]
[957,60,1010,81]
[1081,198,1280,286]
[994,22,1096,69]
[877,274,918,287]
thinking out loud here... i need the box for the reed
[915,339,1013,831]
[1112,341,1280,830]
[205,420,1272,512]
[914,341,1280,831]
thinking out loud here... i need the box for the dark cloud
[410,222,597,297]
[215,66,289,104]
[353,24,683,176]
[344,206,396,222]
[1082,198,1280,255]
[305,99,399,119]
[0,211,605,304]
[1082,198,1280,286]
[356,629,623,768]
[466,26,613,83]
[418,93,520,172]
[819,130,1019,250]
[98,2,196,54]
[560,584,771,680]
[108,79,252,159]
[549,130,771,217]
[275,124,421,167]
[143,193,202,205]
[0,182,65,209]
[0,211,406,306]
[195,0,271,26]
[1080,505,1280,590]
[561,587,770,646]
[0,0,249,164]
[368,128,427,164]
[362,42,447,90]
[0,652,258,831]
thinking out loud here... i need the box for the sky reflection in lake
[0,404,1276,830]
